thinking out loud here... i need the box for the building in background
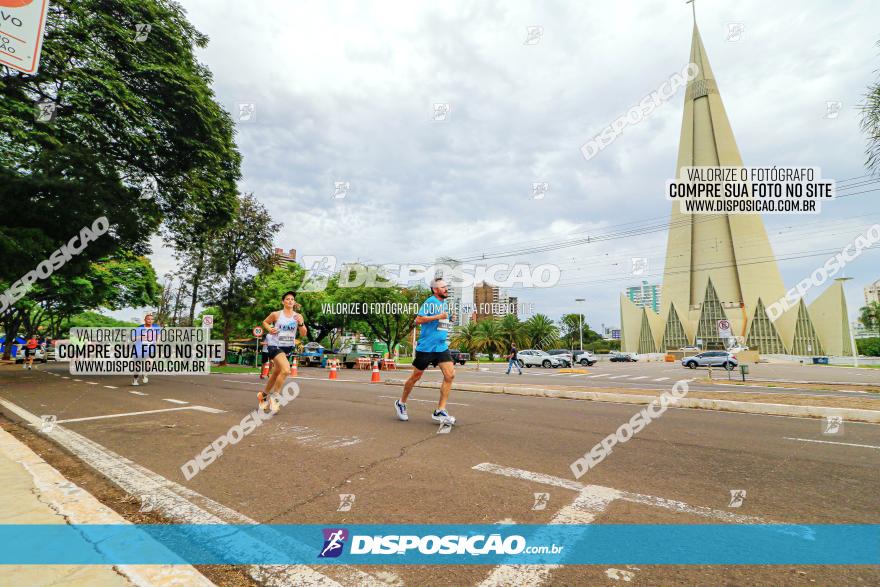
[273,248,297,266]
[865,280,880,305]
[473,282,517,322]
[620,22,853,357]
[603,327,621,341]
[625,281,661,313]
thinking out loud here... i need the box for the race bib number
[437,319,450,332]
[277,331,296,346]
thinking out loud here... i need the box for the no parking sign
[717,319,732,339]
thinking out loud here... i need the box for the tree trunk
[187,248,205,326]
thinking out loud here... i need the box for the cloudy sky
[137,0,880,329]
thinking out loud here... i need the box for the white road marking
[73,379,82,382]
[162,399,188,405]
[476,465,620,586]
[378,395,469,406]
[630,376,649,380]
[61,376,70,379]
[608,375,629,380]
[104,385,118,389]
[473,462,801,527]
[54,406,224,423]
[654,377,670,382]
[276,425,362,448]
[0,396,394,587]
[86,381,99,385]
[588,373,610,378]
[783,437,880,450]
[129,391,148,396]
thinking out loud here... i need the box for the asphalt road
[1,364,878,586]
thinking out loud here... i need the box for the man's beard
[435,291,447,299]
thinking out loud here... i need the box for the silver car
[682,351,738,370]
[516,350,561,368]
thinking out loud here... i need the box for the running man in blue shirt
[395,278,457,424]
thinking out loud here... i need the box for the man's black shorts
[412,349,453,371]
[267,346,294,360]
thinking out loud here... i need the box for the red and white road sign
[252,326,263,337]
[0,0,52,74]
[201,315,214,329]
[717,319,732,339]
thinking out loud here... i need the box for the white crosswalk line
[588,373,610,378]
[630,376,649,380]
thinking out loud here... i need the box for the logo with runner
[318,528,349,558]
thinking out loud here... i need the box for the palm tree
[859,301,880,338]
[498,313,524,348]
[450,321,479,357]
[474,318,506,360]
[523,314,559,349]
[861,39,880,173]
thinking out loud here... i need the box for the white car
[516,350,562,368]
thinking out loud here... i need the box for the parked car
[609,352,639,362]
[15,347,48,364]
[681,351,738,370]
[516,349,561,368]
[449,349,469,365]
[547,349,573,367]
[679,346,700,352]
[573,350,597,366]
[335,343,381,369]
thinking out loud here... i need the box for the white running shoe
[131,378,139,386]
[432,409,455,425]
[394,400,409,421]
[143,375,149,384]
[269,393,281,414]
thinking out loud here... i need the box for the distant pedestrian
[506,344,522,375]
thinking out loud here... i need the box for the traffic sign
[252,326,263,337]
[717,319,732,339]
[201,315,214,329]
[0,0,52,74]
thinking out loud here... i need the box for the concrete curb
[384,379,880,423]
[0,427,215,586]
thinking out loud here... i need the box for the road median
[383,379,880,423]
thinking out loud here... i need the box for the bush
[856,337,880,357]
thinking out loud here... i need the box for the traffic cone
[260,361,270,379]
[328,359,338,380]
[370,360,381,383]
[290,358,298,377]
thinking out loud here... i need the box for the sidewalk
[0,426,214,587]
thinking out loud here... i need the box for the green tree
[1,0,240,320]
[859,301,880,338]
[522,314,559,349]
[335,282,428,356]
[861,39,880,172]
[498,313,525,348]
[474,318,505,360]
[206,194,279,358]
[451,321,479,355]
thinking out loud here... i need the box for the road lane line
[61,376,70,379]
[0,396,396,587]
[608,375,629,380]
[86,381,99,385]
[654,377,670,381]
[129,391,148,396]
[73,379,82,382]
[588,374,610,378]
[54,406,224,423]
[162,399,188,405]
[377,395,470,406]
[783,437,880,450]
[104,385,118,389]
[630,376,649,380]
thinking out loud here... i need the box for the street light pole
[575,298,586,351]
[836,278,859,368]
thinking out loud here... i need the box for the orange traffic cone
[370,360,381,383]
[290,358,298,377]
[328,359,338,380]
[260,361,270,379]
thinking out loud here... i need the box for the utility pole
[575,298,586,351]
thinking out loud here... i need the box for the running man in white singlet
[258,291,307,413]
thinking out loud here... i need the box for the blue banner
[1,524,877,565]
